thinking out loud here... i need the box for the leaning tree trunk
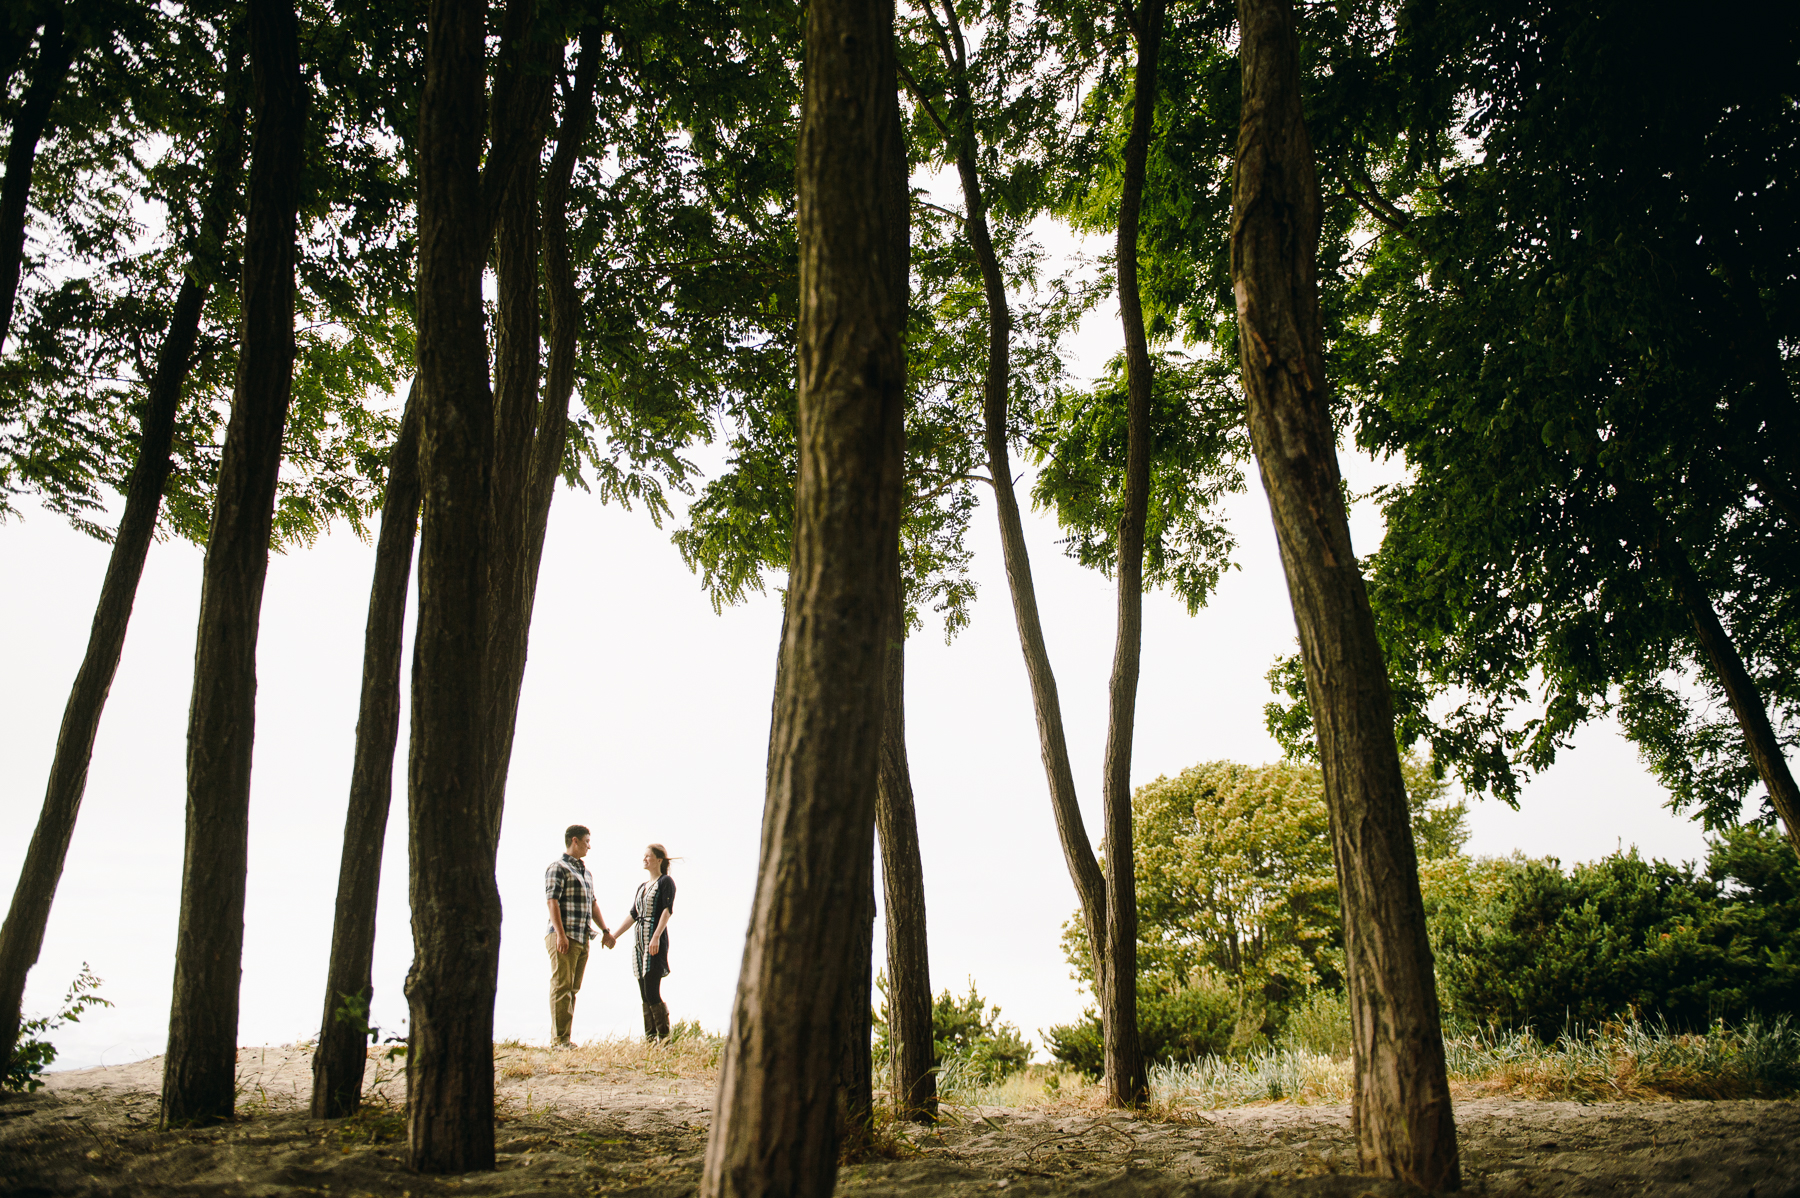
[1096,0,1164,1109]
[0,61,246,1082]
[876,572,936,1123]
[698,0,908,1188]
[1230,0,1459,1187]
[927,0,1112,1021]
[0,6,73,350]
[1663,542,1800,860]
[405,0,501,1171]
[309,384,421,1118]
[162,0,304,1126]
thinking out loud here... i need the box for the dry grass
[488,1024,724,1084]
[1136,1016,1800,1114]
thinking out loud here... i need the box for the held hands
[601,930,617,950]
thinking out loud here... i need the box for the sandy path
[1,1047,1795,1196]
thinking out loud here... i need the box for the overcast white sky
[1,222,1727,1075]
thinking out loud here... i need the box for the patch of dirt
[1,1047,1796,1197]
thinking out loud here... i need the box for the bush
[1428,826,1800,1033]
[873,976,1030,1087]
[1044,974,1236,1077]
[6,964,111,1093]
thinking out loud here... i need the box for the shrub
[5,964,112,1093]
[1428,827,1800,1033]
[873,976,1030,1087]
[1044,973,1236,1077]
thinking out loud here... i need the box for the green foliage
[874,975,1030,1087]
[1267,0,1800,824]
[1042,973,1236,1078]
[1047,756,1464,1072]
[6,964,112,1093]
[1425,827,1800,1034]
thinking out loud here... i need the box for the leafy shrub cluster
[1045,754,1800,1077]
[5,965,111,1093]
[874,975,1030,1088]
[1048,756,1463,1073]
[1428,825,1800,1033]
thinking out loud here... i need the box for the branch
[1339,156,1413,236]
[897,61,951,139]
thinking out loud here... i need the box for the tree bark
[1664,545,1800,860]
[923,0,1112,1029]
[0,5,74,351]
[161,0,303,1125]
[836,843,877,1149]
[309,383,421,1118]
[405,0,500,1170]
[523,31,600,611]
[698,0,908,1187]
[875,573,936,1123]
[309,1,571,1127]
[1097,0,1163,1109]
[0,57,246,1083]
[1230,0,1459,1187]
[478,6,558,841]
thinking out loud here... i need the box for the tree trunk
[1664,545,1800,860]
[162,0,303,1125]
[478,9,557,841]
[698,0,908,1188]
[523,32,600,606]
[836,844,877,1150]
[875,573,935,1123]
[0,59,246,1083]
[309,2,568,1127]
[930,0,1111,1025]
[1230,0,1459,1187]
[405,0,500,1171]
[1097,0,1163,1109]
[309,383,421,1118]
[0,5,74,350]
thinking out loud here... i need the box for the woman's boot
[641,1003,657,1042]
[652,1003,671,1041]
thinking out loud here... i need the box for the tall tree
[308,383,419,1118]
[161,0,304,1124]
[901,0,1113,1101]
[875,571,935,1122]
[309,6,599,1120]
[404,0,501,1168]
[1230,0,1457,1186]
[1264,0,1800,859]
[698,0,908,1189]
[1093,0,1164,1107]
[0,41,246,1085]
[0,2,73,349]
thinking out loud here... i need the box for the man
[545,824,613,1047]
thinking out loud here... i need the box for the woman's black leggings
[639,972,662,1004]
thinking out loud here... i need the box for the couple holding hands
[545,825,676,1046]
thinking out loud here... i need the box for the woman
[627,843,675,1041]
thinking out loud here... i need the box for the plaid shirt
[545,853,597,944]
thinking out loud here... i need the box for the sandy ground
[2,1046,1797,1197]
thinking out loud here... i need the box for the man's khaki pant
[546,933,590,1046]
